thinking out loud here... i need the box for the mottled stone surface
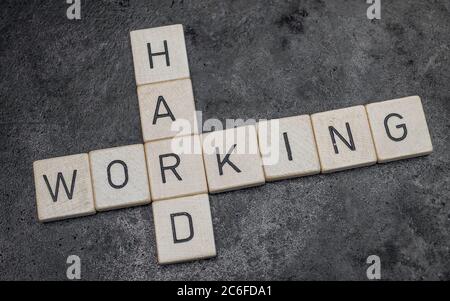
[0,0,449,280]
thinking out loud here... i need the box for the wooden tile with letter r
[202,125,265,193]
[89,144,151,211]
[130,24,190,86]
[33,154,96,222]
[258,115,320,181]
[366,95,433,163]
[152,194,216,265]
[145,135,207,201]
[137,78,198,143]
[311,105,377,173]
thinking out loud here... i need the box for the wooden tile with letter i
[202,125,265,193]
[311,105,377,173]
[137,78,198,142]
[33,154,96,222]
[152,194,216,264]
[89,144,151,211]
[145,135,207,201]
[366,95,433,163]
[130,24,190,86]
[258,115,321,181]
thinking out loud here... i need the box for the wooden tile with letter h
[152,194,216,264]
[258,115,321,181]
[130,24,190,86]
[145,135,207,201]
[311,105,377,173]
[137,78,198,142]
[33,154,96,222]
[202,125,265,193]
[366,96,433,163]
[89,144,151,211]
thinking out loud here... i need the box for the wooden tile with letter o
[89,144,151,211]
[137,78,198,143]
[145,135,207,201]
[152,194,216,264]
[258,115,321,181]
[366,95,433,163]
[33,154,96,222]
[311,105,377,173]
[202,125,265,193]
[130,24,190,86]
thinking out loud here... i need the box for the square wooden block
[33,154,95,222]
[89,144,151,211]
[202,125,265,193]
[152,194,216,265]
[130,24,190,86]
[137,79,198,143]
[145,135,207,201]
[366,95,433,163]
[258,115,320,181]
[311,105,377,173]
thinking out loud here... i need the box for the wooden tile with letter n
[145,135,207,201]
[89,144,151,211]
[258,115,321,181]
[137,78,198,142]
[311,105,377,173]
[130,24,190,86]
[366,96,433,163]
[202,125,265,193]
[33,154,96,222]
[152,194,216,265]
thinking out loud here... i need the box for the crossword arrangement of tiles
[33,24,433,265]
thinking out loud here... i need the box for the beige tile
[366,95,433,163]
[152,194,216,265]
[258,115,320,181]
[89,144,151,211]
[137,79,198,143]
[130,24,190,86]
[202,125,265,193]
[33,154,95,222]
[145,135,207,201]
[311,105,377,173]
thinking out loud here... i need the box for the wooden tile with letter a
[311,105,377,173]
[366,95,433,163]
[152,194,216,264]
[33,154,96,222]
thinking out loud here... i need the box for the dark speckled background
[0,0,449,280]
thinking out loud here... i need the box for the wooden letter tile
[89,144,151,211]
[311,105,377,173]
[137,78,198,143]
[145,135,207,201]
[33,154,95,222]
[152,194,216,264]
[366,95,433,163]
[258,115,320,181]
[202,125,265,193]
[130,24,190,86]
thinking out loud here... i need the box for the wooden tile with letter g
[137,78,198,142]
[145,135,207,201]
[366,95,433,163]
[33,154,96,222]
[130,24,190,86]
[89,144,151,211]
[258,115,321,181]
[202,125,265,193]
[152,194,216,264]
[311,105,377,173]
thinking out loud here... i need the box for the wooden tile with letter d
[152,194,216,265]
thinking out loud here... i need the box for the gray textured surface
[0,0,449,280]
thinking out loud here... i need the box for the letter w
[43,170,77,202]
